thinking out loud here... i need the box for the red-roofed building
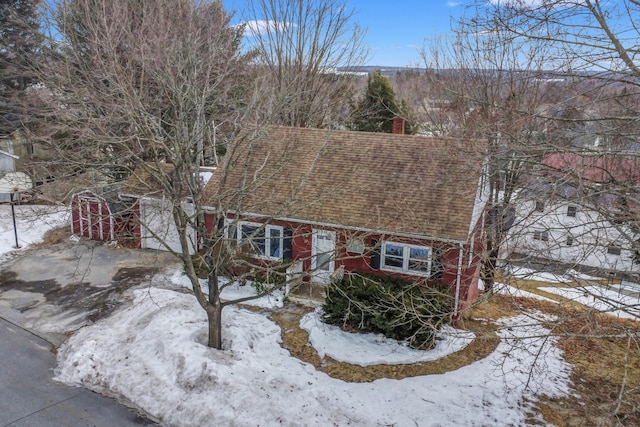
[506,152,640,276]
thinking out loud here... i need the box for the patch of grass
[272,283,640,425]
[542,312,640,425]
[464,294,519,320]
[38,226,72,246]
[270,306,499,383]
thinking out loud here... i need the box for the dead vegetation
[484,288,640,426]
[270,306,500,383]
[538,312,640,427]
[37,226,72,247]
[271,284,640,425]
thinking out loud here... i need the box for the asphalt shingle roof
[203,127,487,242]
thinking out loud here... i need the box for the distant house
[202,126,489,314]
[0,135,19,203]
[506,152,640,275]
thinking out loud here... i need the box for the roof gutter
[214,209,467,246]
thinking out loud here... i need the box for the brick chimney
[392,116,406,134]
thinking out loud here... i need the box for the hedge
[322,273,453,349]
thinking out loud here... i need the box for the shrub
[323,273,453,349]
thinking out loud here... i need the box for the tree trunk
[482,245,498,295]
[207,303,223,349]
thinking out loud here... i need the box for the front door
[311,229,336,284]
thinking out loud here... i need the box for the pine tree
[351,70,415,134]
[0,0,43,134]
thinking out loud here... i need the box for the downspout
[454,242,464,318]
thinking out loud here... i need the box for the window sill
[381,266,431,278]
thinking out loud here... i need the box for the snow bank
[54,287,571,427]
[300,309,475,366]
[171,270,285,309]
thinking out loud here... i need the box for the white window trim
[381,241,432,277]
[231,220,284,260]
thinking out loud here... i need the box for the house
[0,135,19,203]
[202,126,489,314]
[505,152,640,275]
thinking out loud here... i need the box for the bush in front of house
[322,273,453,349]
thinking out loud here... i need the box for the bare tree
[425,3,640,423]
[29,0,295,350]
[240,0,368,128]
[28,0,378,351]
[447,1,640,286]
[419,18,558,293]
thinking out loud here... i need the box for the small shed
[119,163,197,254]
[70,190,115,241]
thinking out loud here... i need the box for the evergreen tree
[0,0,42,134]
[351,70,415,134]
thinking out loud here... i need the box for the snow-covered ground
[505,266,602,284]
[501,266,639,320]
[495,282,559,303]
[300,310,475,366]
[170,270,286,309]
[54,286,571,427]
[0,204,69,261]
[539,286,640,320]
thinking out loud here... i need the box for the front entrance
[311,229,336,284]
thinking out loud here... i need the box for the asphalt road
[0,317,156,427]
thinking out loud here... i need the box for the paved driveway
[0,317,156,427]
[0,240,181,346]
[0,239,182,426]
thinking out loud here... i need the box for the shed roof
[204,126,487,242]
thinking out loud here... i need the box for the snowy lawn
[505,266,602,284]
[54,285,572,427]
[539,286,640,320]
[0,204,69,260]
[495,282,559,303]
[300,310,474,366]
[170,270,286,309]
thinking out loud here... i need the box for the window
[268,227,282,258]
[607,246,622,256]
[567,205,577,217]
[534,201,544,212]
[232,221,284,260]
[346,238,365,254]
[533,230,549,241]
[382,242,432,275]
[566,236,574,246]
[241,223,266,255]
